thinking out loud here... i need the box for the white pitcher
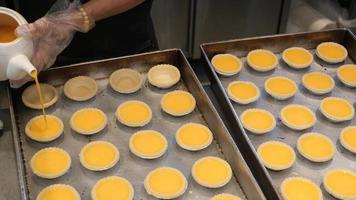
[0,7,36,81]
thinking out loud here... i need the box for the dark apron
[18,0,158,66]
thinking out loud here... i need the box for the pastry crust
[337,64,356,87]
[109,68,143,94]
[192,156,232,188]
[264,76,297,100]
[227,81,260,104]
[30,147,71,179]
[79,141,119,171]
[161,90,196,116]
[175,123,213,151]
[211,54,242,76]
[316,42,348,63]
[25,115,64,142]
[64,76,97,101]
[280,104,316,130]
[302,71,335,95]
[70,108,107,135]
[22,83,58,109]
[144,167,187,199]
[36,184,80,200]
[91,176,134,200]
[240,108,276,134]
[257,141,296,171]
[282,47,313,69]
[323,169,356,199]
[116,100,152,127]
[247,49,278,72]
[297,132,335,162]
[129,130,168,159]
[319,97,354,122]
[339,126,356,153]
[148,64,181,88]
[280,177,322,200]
[211,193,241,200]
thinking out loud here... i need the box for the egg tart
[297,132,335,162]
[240,108,276,134]
[192,156,232,188]
[148,64,181,88]
[280,177,322,200]
[257,141,296,171]
[211,193,241,200]
[91,176,134,200]
[161,90,196,116]
[175,123,213,151]
[129,130,168,159]
[247,49,278,72]
[22,83,58,109]
[319,97,354,122]
[323,169,356,199]
[30,147,71,179]
[25,115,64,142]
[302,72,335,95]
[79,141,119,171]
[316,42,347,63]
[64,76,97,101]
[337,64,356,87]
[109,68,143,94]
[116,100,152,127]
[280,104,316,130]
[227,81,260,104]
[340,126,356,153]
[70,108,107,135]
[36,184,80,200]
[264,76,297,100]
[282,47,313,69]
[144,167,187,199]
[211,54,242,76]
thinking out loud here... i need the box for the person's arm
[83,0,144,21]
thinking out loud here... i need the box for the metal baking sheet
[9,49,264,199]
[201,29,356,199]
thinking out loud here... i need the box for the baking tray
[201,29,356,199]
[8,49,264,199]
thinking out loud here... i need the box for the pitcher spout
[6,54,36,80]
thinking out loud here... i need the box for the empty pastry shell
[109,68,143,94]
[148,64,181,88]
[64,76,97,101]
[22,83,58,109]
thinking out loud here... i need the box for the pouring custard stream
[30,70,47,125]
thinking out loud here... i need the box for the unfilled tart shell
[64,76,97,101]
[148,64,181,88]
[22,83,58,109]
[109,68,143,94]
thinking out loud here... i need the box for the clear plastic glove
[10,0,95,88]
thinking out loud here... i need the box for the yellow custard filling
[283,47,312,67]
[31,148,71,179]
[324,169,356,199]
[227,81,259,104]
[116,100,152,127]
[211,193,241,200]
[129,130,167,159]
[211,54,242,75]
[92,176,134,200]
[340,126,356,153]
[161,90,196,116]
[80,141,119,171]
[240,109,275,134]
[297,133,334,162]
[257,141,295,170]
[25,115,63,142]
[317,42,347,61]
[302,72,334,93]
[144,167,187,199]
[36,184,80,200]
[192,156,232,188]
[176,123,213,151]
[320,97,354,121]
[265,76,297,98]
[70,108,107,134]
[281,177,322,200]
[280,105,315,130]
[247,49,277,70]
[337,64,356,86]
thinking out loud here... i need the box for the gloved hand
[10,0,95,88]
